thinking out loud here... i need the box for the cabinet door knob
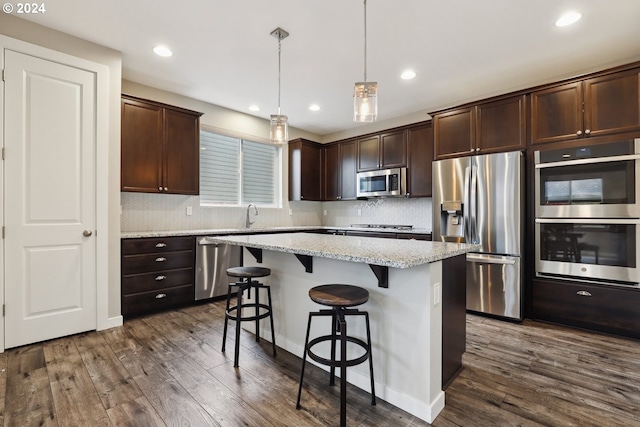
[155,293,167,299]
[158,186,163,191]
[155,275,166,281]
[164,187,168,192]
[576,290,592,297]
[470,149,474,152]
[155,257,166,262]
[476,148,480,152]
[576,130,582,136]
[584,129,591,135]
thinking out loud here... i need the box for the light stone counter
[121,225,432,239]
[206,232,475,268]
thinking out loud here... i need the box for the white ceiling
[17,0,640,137]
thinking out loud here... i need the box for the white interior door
[4,49,97,348]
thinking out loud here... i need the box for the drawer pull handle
[155,243,167,248]
[155,275,166,281]
[155,293,167,299]
[576,290,592,297]
[155,257,166,262]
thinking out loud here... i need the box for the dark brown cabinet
[531,68,640,145]
[407,122,434,197]
[531,278,640,339]
[121,236,195,317]
[289,138,323,201]
[434,95,526,159]
[324,140,357,201]
[357,129,407,171]
[121,95,203,194]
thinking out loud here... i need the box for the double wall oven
[534,139,640,287]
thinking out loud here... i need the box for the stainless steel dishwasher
[195,237,242,300]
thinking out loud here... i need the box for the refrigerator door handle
[470,165,478,243]
[467,254,517,265]
[463,166,471,242]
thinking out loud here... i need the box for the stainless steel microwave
[357,167,407,198]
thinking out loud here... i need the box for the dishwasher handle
[198,237,222,246]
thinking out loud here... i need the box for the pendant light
[270,27,289,144]
[353,0,378,122]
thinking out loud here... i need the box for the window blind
[242,140,276,204]
[200,129,279,206]
[200,131,240,204]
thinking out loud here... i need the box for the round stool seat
[309,284,369,307]
[226,266,271,279]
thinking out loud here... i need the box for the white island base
[241,248,449,423]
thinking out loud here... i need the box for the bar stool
[296,284,376,427]
[222,266,276,367]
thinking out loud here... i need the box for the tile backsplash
[121,193,432,232]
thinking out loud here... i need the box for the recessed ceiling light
[153,45,173,57]
[309,104,320,111]
[401,70,416,80]
[249,105,260,112]
[555,11,581,27]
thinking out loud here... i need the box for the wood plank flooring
[2,299,639,426]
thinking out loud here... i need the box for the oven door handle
[535,153,640,168]
[535,218,639,225]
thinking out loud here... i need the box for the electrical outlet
[433,282,441,306]
[186,206,192,216]
[357,208,362,216]
[289,208,293,216]
[323,209,327,216]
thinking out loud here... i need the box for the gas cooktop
[350,224,414,230]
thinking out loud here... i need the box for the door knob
[83,229,93,237]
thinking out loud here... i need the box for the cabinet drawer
[532,279,640,339]
[122,250,194,275]
[122,284,193,316]
[122,268,193,295]
[122,236,193,255]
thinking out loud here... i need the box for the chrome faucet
[245,203,258,228]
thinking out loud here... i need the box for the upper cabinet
[357,129,407,171]
[531,68,640,145]
[289,138,323,201]
[433,94,526,159]
[324,140,357,201]
[121,95,203,194]
[407,122,434,198]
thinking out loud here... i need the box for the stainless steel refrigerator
[432,151,524,320]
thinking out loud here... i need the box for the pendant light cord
[363,0,368,82]
[278,37,282,115]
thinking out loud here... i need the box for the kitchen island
[207,232,477,423]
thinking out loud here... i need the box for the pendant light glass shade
[270,114,288,144]
[353,0,377,122]
[353,81,378,122]
[270,27,289,145]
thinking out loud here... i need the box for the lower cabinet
[122,236,195,317]
[531,278,640,339]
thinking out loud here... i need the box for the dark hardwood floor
[1,299,639,426]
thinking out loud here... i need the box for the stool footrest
[226,303,273,322]
[307,335,370,368]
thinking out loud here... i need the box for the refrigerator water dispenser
[440,201,464,239]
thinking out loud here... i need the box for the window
[199,129,281,206]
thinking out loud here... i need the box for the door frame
[0,34,113,352]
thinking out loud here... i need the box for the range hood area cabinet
[288,138,324,201]
[121,95,204,195]
[531,67,640,145]
[357,129,407,172]
[433,94,526,160]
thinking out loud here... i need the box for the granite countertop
[121,225,432,239]
[206,232,477,268]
